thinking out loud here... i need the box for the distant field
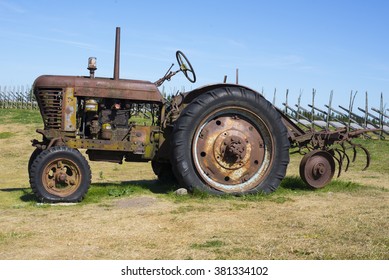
[0,109,388,260]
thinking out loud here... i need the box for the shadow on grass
[279,176,313,191]
[6,176,354,205]
[0,179,178,205]
[0,187,38,202]
[88,176,315,203]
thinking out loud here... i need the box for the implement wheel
[171,86,290,195]
[299,150,335,188]
[29,146,91,202]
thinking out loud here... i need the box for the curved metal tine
[332,149,343,177]
[346,140,357,162]
[342,150,351,172]
[351,145,357,162]
[340,143,351,171]
[351,143,371,171]
[360,145,371,171]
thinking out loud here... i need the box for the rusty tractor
[29,28,372,202]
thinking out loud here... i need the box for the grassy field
[0,109,388,260]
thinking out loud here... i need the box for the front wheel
[171,86,290,195]
[29,146,91,202]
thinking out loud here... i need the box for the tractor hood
[33,75,164,103]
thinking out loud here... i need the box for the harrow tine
[351,145,357,162]
[342,149,351,172]
[347,141,371,171]
[332,149,343,177]
[340,143,351,172]
[359,144,371,171]
[346,140,357,162]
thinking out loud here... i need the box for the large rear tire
[29,146,91,202]
[171,86,290,195]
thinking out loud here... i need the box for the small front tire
[29,146,91,202]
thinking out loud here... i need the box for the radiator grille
[35,88,63,129]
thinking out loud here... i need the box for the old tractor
[29,28,371,202]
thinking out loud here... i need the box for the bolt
[58,173,67,182]
[242,175,249,183]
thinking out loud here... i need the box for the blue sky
[0,0,388,111]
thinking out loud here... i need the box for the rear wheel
[171,86,290,195]
[29,146,91,202]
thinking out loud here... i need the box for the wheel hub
[193,110,272,192]
[56,172,67,183]
[42,159,81,196]
[222,136,246,161]
[214,130,248,170]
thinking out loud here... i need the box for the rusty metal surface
[113,27,120,80]
[299,150,335,188]
[41,157,81,197]
[64,125,158,159]
[192,107,273,193]
[34,75,163,103]
[35,88,63,130]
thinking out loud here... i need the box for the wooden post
[347,91,357,132]
[364,91,368,129]
[326,90,333,130]
[311,89,316,130]
[380,93,384,140]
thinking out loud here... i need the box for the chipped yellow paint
[63,87,77,131]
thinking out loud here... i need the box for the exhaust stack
[113,27,120,80]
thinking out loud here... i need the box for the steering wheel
[176,50,196,83]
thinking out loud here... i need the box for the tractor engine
[82,98,131,141]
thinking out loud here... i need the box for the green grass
[73,174,384,206]
[0,109,41,124]
[353,138,389,174]
[0,132,14,139]
[0,231,33,243]
[3,164,387,210]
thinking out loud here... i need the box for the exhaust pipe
[113,27,120,80]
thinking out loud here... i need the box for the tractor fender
[179,83,268,107]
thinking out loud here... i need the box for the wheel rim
[300,150,335,188]
[192,107,274,193]
[41,158,82,197]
